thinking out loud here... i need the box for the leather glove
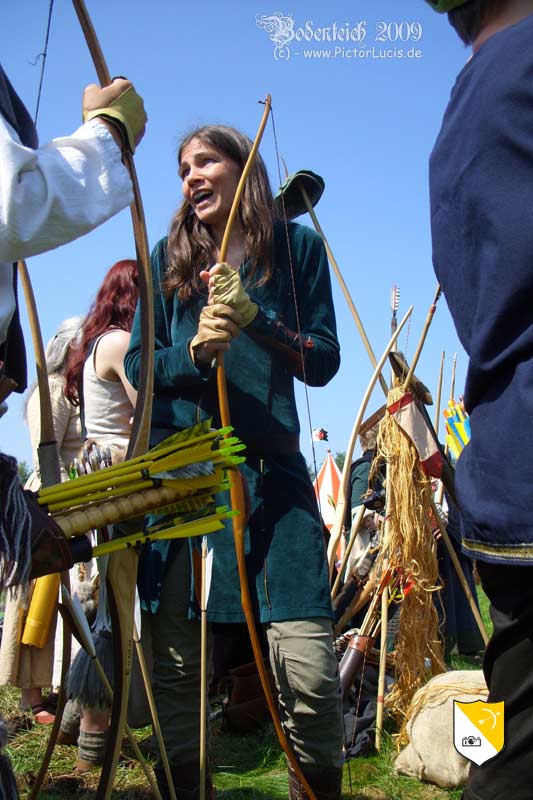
[25,491,93,580]
[210,264,258,327]
[190,303,243,364]
[83,78,147,153]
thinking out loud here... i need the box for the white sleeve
[0,115,133,263]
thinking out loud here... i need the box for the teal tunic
[125,221,340,623]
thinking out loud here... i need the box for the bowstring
[33,0,55,125]
[270,109,357,793]
[269,108,321,494]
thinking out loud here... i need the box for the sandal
[29,704,55,725]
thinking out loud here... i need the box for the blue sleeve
[246,225,340,386]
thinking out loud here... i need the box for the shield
[453,699,504,765]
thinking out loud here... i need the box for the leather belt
[243,433,300,456]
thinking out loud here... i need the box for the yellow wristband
[84,85,146,153]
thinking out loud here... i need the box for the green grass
[1,716,464,800]
[1,586,492,798]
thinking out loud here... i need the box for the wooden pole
[133,623,177,800]
[59,589,163,800]
[434,351,445,437]
[450,353,457,401]
[199,536,208,800]
[375,495,392,751]
[404,285,442,392]
[298,183,389,396]
[331,504,366,600]
[431,500,489,646]
[375,580,389,751]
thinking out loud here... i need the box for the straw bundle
[372,386,445,724]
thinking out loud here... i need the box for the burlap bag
[394,669,487,788]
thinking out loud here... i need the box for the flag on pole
[313,450,341,532]
[443,399,471,460]
[387,391,444,478]
[312,427,329,442]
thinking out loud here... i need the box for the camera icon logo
[454,699,504,765]
[462,735,482,747]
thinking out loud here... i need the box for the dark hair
[166,125,277,300]
[64,259,139,404]
[448,0,502,44]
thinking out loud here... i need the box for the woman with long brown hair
[125,126,343,800]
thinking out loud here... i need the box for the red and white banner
[387,391,444,478]
[313,451,341,531]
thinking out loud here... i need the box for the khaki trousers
[146,544,343,768]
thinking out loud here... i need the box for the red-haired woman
[64,258,139,463]
[61,259,139,770]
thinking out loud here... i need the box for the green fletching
[39,419,246,540]
[218,442,247,456]
[147,420,214,452]
[216,426,234,437]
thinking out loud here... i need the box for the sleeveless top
[82,330,132,461]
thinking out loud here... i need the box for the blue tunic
[429,13,533,564]
[125,221,340,620]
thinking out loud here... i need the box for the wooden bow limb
[71,2,155,797]
[326,306,413,582]
[330,504,366,601]
[403,285,442,393]
[17,260,62,486]
[214,96,319,800]
[431,500,489,647]
[18,259,74,800]
[58,587,163,800]
[133,621,177,800]
[297,184,389,397]
[334,568,378,637]
[70,7,154,458]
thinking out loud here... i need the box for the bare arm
[94,329,137,409]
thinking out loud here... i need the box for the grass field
[1,588,491,798]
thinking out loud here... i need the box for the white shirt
[0,115,133,344]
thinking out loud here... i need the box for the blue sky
[1,1,468,471]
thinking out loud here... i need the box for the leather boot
[288,763,343,800]
[154,760,216,800]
